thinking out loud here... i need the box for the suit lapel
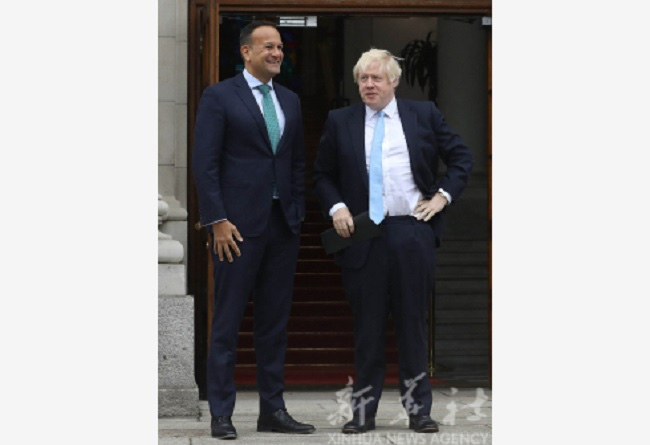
[397,99,430,193]
[233,73,274,154]
[347,104,369,191]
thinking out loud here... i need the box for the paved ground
[159,387,492,444]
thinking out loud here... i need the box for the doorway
[188,1,492,398]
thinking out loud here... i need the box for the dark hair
[239,20,278,47]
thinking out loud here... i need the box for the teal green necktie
[256,84,281,154]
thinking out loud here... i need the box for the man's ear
[240,45,250,62]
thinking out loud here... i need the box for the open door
[187,0,492,397]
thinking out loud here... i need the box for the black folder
[320,211,382,255]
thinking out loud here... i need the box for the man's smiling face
[241,26,284,83]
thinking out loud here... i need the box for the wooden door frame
[201,1,491,87]
[486,21,492,386]
[187,0,211,399]
[187,0,492,394]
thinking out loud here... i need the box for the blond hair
[353,48,402,84]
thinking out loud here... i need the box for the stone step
[435,279,489,294]
[295,259,340,273]
[305,199,324,211]
[434,309,489,324]
[237,331,379,348]
[292,287,346,301]
[299,233,326,246]
[241,306,488,331]
[434,339,490,355]
[300,235,490,256]
[438,239,489,253]
[298,245,329,260]
[294,273,488,287]
[237,348,489,372]
[436,264,488,277]
[289,301,352,316]
[291,288,488,303]
[435,293,490,310]
[433,355,490,377]
[301,220,334,233]
[436,252,488,266]
[237,331,487,350]
[294,273,344,287]
[435,323,489,339]
[435,355,490,368]
[240,316,354,332]
[244,300,352,317]
[236,347,398,365]
[300,228,489,246]
[232,363,406,385]
[297,248,488,264]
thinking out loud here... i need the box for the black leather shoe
[211,416,237,439]
[342,416,376,434]
[257,408,315,434]
[408,415,439,433]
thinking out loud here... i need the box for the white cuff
[204,218,227,227]
[329,202,347,217]
[438,188,452,205]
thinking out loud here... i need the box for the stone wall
[158,0,196,417]
[158,195,199,417]
[159,0,188,211]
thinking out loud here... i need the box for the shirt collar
[243,68,274,91]
[365,97,397,121]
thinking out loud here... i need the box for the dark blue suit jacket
[193,73,306,237]
[313,99,474,268]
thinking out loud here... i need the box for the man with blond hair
[313,48,474,434]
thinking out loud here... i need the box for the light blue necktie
[256,84,281,154]
[369,110,385,225]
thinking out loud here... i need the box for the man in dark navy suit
[313,48,474,435]
[192,21,314,440]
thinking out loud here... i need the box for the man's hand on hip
[414,193,448,221]
[333,207,354,238]
[211,220,243,262]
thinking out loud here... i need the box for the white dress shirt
[329,97,451,217]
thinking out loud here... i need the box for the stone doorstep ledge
[159,294,199,417]
[159,388,200,418]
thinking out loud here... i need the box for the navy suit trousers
[207,201,300,416]
[342,216,436,418]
